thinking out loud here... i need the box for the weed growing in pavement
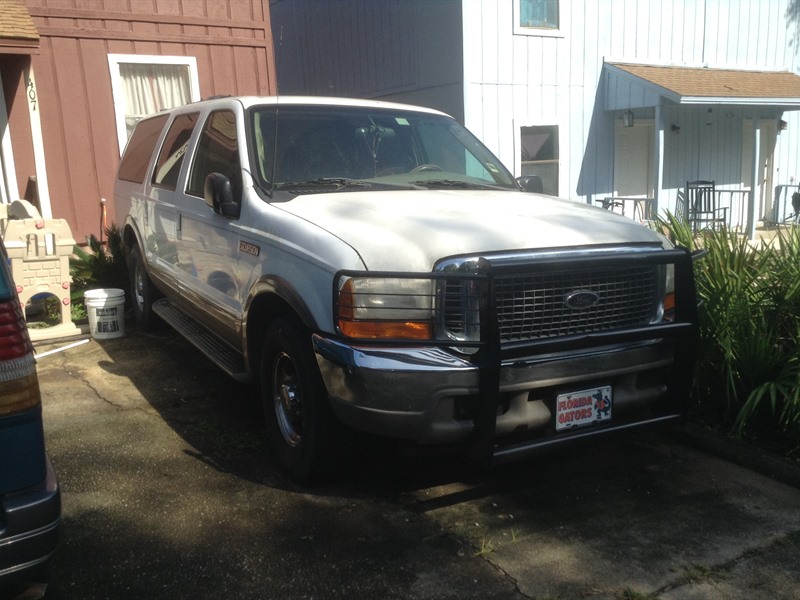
[679,563,726,587]
[620,588,656,600]
[473,537,495,557]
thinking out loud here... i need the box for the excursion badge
[239,240,260,256]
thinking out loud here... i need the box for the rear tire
[127,245,162,330]
[260,317,348,483]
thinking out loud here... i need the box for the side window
[117,115,169,184]
[521,125,559,195]
[152,113,200,190]
[187,110,242,201]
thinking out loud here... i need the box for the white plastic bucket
[84,288,126,340]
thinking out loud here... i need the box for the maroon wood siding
[24,0,276,240]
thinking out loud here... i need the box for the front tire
[260,317,347,483]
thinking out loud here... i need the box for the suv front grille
[495,265,659,341]
[438,263,661,344]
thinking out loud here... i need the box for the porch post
[747,117,761,240]
[653,104,663,216]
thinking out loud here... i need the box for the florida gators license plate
[555,386,612,432]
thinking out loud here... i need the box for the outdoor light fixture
[779,119,788,131]
[671,124,681,134]
[622,110,634,127]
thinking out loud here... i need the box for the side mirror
[517,175,544,194]
[204,173,241,219]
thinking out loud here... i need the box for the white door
[614,121,653,198]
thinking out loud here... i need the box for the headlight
[337,276,435,340]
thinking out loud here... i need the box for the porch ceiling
[605,62,800,108]
[0,0,39,54]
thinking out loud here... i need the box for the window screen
[119,63,192,138]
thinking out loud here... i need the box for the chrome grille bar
[494,264,659,341]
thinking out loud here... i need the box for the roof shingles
[611,63,800,100]
[0,0,39,44]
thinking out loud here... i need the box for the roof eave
[678,96,800,106]
[0,38,39,54]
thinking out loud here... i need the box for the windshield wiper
[409,179,502,190]
[275,177,373,191]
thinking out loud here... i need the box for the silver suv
[115,96,698,482]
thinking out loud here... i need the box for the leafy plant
[654,217,800,456]
[70,224,128,310]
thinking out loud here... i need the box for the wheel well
[245,293,309,377]
[123,224,139,254]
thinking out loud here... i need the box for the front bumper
[0,456,61,586]
[316,335,683,448]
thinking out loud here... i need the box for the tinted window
[187,110,241,200]
[117,114,169,183]
[152,113,199,190]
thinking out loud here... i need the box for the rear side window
[118,114,169,183]
[152,113,200,190]
[187,110,241,200]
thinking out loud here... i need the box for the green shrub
[70,224,128,312]
[656,216,800,456]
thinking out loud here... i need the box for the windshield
[248,105,518,194]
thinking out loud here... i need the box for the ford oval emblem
[564,290,600,310]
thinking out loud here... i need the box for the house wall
[463,0,800,215]
[22,0,277,241]
[269,0,464,122]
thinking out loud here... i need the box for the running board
[152,299,250,382]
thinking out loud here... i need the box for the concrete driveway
[20,327,800,599]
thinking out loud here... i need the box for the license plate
[555,386,612,432]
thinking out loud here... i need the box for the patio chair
[686,180,727,233]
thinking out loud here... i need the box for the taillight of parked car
[0,294,41,416]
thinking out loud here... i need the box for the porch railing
[767,184,800,226]
[717,189,750,232]
[675,188,750,232]
[596,197,654,222]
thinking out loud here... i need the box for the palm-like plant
[655,216,800,456]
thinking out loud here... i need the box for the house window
[521,125,558,196]
[519,0,559,30]
[108,54,201,154]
